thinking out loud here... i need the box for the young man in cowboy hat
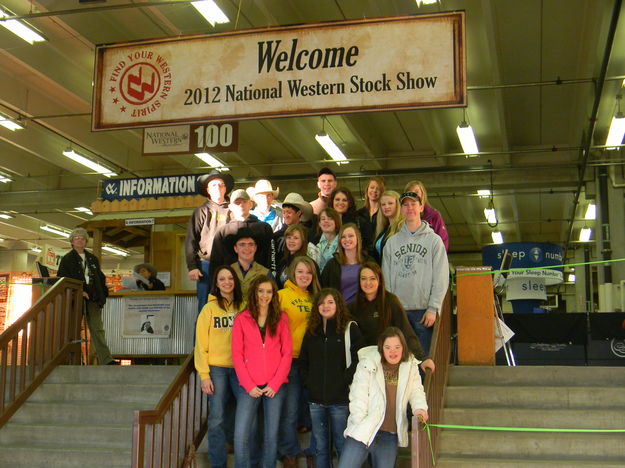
[310,166,338,215]
[185,170,235,312]
[208,189,274,283]
[273,192,314,259]
[248,179,283,233]
[230,227,273,297]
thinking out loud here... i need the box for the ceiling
[0,0,624,266]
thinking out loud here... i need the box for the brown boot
[282,455,297,468]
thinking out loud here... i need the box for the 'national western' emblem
[107,50,172,119]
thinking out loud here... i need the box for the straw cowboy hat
[246,179,280,199]
[281,192,313,222]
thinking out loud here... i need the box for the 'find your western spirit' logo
[107,50,172,118]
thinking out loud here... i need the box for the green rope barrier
[420,421,625,466]
[425,422,625,433]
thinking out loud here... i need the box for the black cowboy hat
[197,170,235,197]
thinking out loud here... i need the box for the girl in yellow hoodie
[194,265,244,468]
[277,256,321,467]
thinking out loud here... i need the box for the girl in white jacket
[337,327,428,468]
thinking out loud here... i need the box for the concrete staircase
[0,365,179,468]
[436,365,625,467]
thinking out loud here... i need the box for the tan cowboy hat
[246,179,279,198]
[281,192,313,222]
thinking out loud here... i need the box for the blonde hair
[379,190,404,238]
[404,180,429,206]
[287,256,321,296]
[363,176,387,240]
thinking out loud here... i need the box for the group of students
[191,170,450,468]
[194,261,429,468]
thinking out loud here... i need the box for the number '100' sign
[190,122,238,152]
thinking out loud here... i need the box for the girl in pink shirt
[232,275,292,468]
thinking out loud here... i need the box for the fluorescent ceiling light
[0,9,45,44]
[0,115,24,131]
[584,203,596,220]
[567,273,576,283]
[0,238,4,242]
[0,213,13,219]
[0,176,11,183]
[75,206,93,215]
[579,227,592,242]
[31,246,42,253]
[194,152,229,171]
[315,131,349,165]
[456,122,479,155]
[62,149,118,177]
[41,225,70,238]
[191,0,229,26]
[477,189,491,198]
[416,0,438,5]
[484,208,497,224]
[606,113,625,149]
[102,245,130,257]
[491,231,504,244]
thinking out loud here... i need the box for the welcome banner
[93,13,466,130]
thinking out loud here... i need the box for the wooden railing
[132,353,208,468]
[411,289,453,468]
[0,277,84,429]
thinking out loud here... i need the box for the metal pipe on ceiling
[562,0,622,260]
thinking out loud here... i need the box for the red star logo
[113,98,119,104]
[120,106,126,112]
[109,86,116,93]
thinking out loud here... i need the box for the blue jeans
[196,260,211,312]
[278,359,303,457]
[407,309,433,355]
[337,432,398,468]
[234,386,285,468]
[206,366,239,468]
[309,403,348,468]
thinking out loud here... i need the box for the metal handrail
[131,353,208,468]
[411,289,453,468]
[0,277,84,429]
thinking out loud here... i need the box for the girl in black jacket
[300,288,364,468]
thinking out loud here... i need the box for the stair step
[438,431,625,459]
[0,445,131,468]
[47,365,179,384]
[448,365,625,387]
[0,422,131,448]
[30,382,167,403]
[442,407,625,429]
[445,385,625,409]
[436,456,625,467]
[10,400,149,425]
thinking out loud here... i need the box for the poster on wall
[93,13,466,130]
[122,295,174,338]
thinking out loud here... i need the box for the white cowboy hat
[281,192,313,222]
[246,179,280,198]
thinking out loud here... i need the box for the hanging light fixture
[579,227,592,242]
[584,203,596,220]
[102,245,130,257]
[191,1,229,26]
[606,95,625,149]
[0,112,24,131]
[491,231,504,244]
[0,8,45,44]
[315,117,348,165]
[41,225,70,238]
[62,148,118,177]
[194,152,229,171]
